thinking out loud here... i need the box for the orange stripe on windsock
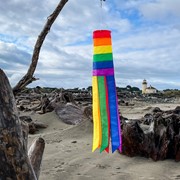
[94,38,112,46]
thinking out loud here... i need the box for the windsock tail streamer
[92,30,122,153]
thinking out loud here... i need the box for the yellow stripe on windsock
[92,76,102,152]
[93,45,112,55]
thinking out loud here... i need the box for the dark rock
[174,106,180,115]
[151,107,162,113]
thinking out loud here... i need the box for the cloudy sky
[0,0,180,90]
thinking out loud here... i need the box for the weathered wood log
[16,88,92,115]
[55,103,84,125]
[28,138,45,179]
[18,94,54,114]
[21,120,29,152]
[121,106,180,161]
[59,92,77,105]
[20,115,33,123]
[83,106,92,122]
[34,122,48,129]
[19,116,48,134]
[0,69,37,179]
[28,122,48,134]
[39,94,54,114]
[175,134,180,161]
[28,122,37,134]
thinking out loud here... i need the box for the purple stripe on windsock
[93,68,114,76]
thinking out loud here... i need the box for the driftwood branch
[28,138,45,179]
[13,0,69,95]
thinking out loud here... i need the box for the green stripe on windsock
[97,76,109,152]
[93,53,113,62]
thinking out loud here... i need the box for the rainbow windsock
[92,30,122,153]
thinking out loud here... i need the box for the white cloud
[0,0,180,90]
[139,0,180,20]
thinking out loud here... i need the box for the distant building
[142,79,147,94]
[142,79,157,94]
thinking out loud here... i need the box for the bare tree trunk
[13,0,69,95]
[0,69,37,179]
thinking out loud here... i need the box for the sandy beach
[27,102,180,180]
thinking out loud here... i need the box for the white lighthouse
[142,79,147,94]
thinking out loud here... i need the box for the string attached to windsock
[92,30,122,153]
[100,0,106,8]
